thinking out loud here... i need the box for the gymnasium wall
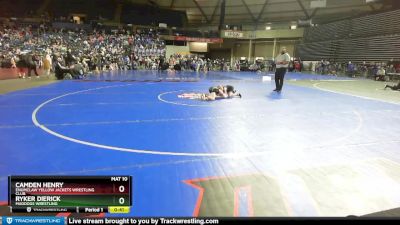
[208,49,231,61]
[165,45,190,58]
[253,41,296,59]
[0,68,44,80]
[254,42,275,59]
[277,41,295,57]
[234,43,251,59]
[209,39,296,61]
[189,42,208,53]
[220,29,304,40]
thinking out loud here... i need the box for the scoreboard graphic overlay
[8,176,132,213]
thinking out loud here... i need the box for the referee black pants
[27,66,39,77]
[275,68,287,91]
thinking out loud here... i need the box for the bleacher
[303,20,350,43]
[121,4,185,28]
[351,10,400,39]
[298,34,400,62]
[303,9,400,43]
[0,0,201,38]
[297,9,400,62]
[173,29,203,38]
[0,0,43,18]
[48,0,116,21]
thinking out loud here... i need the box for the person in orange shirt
[43,53,52,77]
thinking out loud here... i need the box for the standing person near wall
[273,47,290,93]
[25,52,40,78]
[43,52,52,77]
[16,54,27,79]
[347,61,355,78]
[294,60,301,72]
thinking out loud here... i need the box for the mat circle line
[158,90,219,107]
[32,84,362,157]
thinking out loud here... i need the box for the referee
[274,47,290,92]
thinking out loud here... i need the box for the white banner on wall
[310,0,326,8]
[189,42,208,53]
[224,31,244,38]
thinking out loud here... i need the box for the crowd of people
[0,24,246,79]
[0,24,167,79]
[164,54,235,72]
[1,24,400,83]
[305,60,400,79]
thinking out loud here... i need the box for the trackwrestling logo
[2,217,65,225]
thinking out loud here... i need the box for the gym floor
[1,71,400,217]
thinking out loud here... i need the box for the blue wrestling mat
[1,71,400,217]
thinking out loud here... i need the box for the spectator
[347,61,355,77]
[43,52,52,77]
[375,66,386,81]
